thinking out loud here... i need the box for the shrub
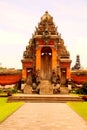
[75,81,87,94]
[82,95,87,101]
[0,89,3,93]
[11,88,17,93]
[7,88,17,96]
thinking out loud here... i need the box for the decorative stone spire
[72,55,81,70]
[34,11,60,36]
[41,11,53,21]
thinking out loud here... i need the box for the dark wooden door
[41,47,52,80]
[61,68,66,85]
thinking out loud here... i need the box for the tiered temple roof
[23,11,70,62]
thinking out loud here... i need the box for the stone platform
[8,94,83,103]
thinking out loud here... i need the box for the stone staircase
[39,80,53,95]
[8,94,83,103]
[7,80,83,102]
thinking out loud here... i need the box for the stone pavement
[0,103,87,130]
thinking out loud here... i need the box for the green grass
[0,97,24,122]
[67,102,87,120]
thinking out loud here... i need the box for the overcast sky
[0,0,87,69]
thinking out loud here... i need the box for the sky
[0,0,87,69]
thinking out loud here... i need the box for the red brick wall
[71,74,87,83]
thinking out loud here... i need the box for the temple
[21,11,71,94]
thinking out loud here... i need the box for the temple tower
[72,55,81,70]
[21,11,71,86]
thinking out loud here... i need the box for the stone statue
[23,45,33,58]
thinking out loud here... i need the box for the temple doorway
[61,68,66,85]
[41,47,52,80]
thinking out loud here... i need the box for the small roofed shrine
[21,11,71,92]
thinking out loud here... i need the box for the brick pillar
[36,48,41,71]
[22,67,27,80]
[52,48,57,70]
[66,67,71,79]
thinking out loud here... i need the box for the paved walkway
[0,103,87,130]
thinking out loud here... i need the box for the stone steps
[8,94,83,103]
[39,80,53,95]
[60,86,69,94]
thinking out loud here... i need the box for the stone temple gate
[21,11,71,94]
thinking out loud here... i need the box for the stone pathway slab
[0,103,87,130]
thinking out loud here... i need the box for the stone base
[23,84,32,94]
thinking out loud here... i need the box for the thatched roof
[0,68,21,75]
[71,69,87,75]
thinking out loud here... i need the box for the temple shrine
[21,11,72,94]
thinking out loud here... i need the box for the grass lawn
[0,97,24,122]
[67,102,87,120]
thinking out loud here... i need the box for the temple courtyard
[0,102,87,130]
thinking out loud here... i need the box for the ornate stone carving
[42,29,50,44]
[34,11,59,36]
[23,46,33,58]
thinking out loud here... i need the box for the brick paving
[0,103,87,130]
